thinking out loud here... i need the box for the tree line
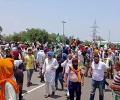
[3,28,67,43]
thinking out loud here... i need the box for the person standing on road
[64,57,84,100]
[89,53,109,100]
[36,45,46,82]
[42,51,59,98]
[0,58,19,100]
[12,51,24,100]
[55,54,64,90]
[24,48,36,87]
[110,61,120,100]
[61,53,72,98]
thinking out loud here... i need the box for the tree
[0,26,3,40]
[0,26,2,33]
[48,33,56,43]
[4,35,13,42]
[20,28,49,43]
[4,28,65,43]
[84,40,92,45]
[11,33,21,42]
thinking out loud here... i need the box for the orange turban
[0,58,14,79]
[0,58,19,100]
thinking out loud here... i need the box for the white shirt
[14,60,23,68]
[42,58,59,83]
[61,59,72,73]
[78,50,84,62]
[36,50,46,64]
[92,61,108,81]
[5,82,19,100]
[22,49,27,57]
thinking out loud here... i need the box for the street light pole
[62,21,66,44]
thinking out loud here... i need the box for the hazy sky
[0,0,120,41]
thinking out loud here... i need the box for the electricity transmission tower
[90,20,99,43]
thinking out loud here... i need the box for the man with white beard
[42,51,59,98]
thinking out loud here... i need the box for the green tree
[48,33,57,43]
[25,28,48,43]
[4,35,13,42]
[0,26,3,40]
[4,28,65,43]
[84,40,91,45]
[11,33,21,42]
[0,26,2,33]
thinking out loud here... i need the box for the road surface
[22,71,113,100]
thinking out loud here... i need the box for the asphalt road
[22,71,113,100]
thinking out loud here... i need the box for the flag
[56,33,60,43]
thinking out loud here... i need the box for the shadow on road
[104,89,112,92]
[50,95,62,99]
[22,90,27,94]
[57,89,64,91]
[30,83,39,86]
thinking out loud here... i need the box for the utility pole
[62,21,66,44]
[90,20,99,43]
[108,30,111,43]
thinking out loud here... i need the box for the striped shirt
[114,71,120,85]
[113,71,120,96]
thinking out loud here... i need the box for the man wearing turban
[42,51,59,98]
[0,58,19,100]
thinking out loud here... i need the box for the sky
[0,0,120,42]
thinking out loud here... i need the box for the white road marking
[22,84,45,96]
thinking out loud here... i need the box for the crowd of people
[0,40,120,100]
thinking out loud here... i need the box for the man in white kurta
[42,51,58,98]
[36,48,46,81]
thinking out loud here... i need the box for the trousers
[45,82,56,95]
[68,81,81,100]
[89,79,104,100]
